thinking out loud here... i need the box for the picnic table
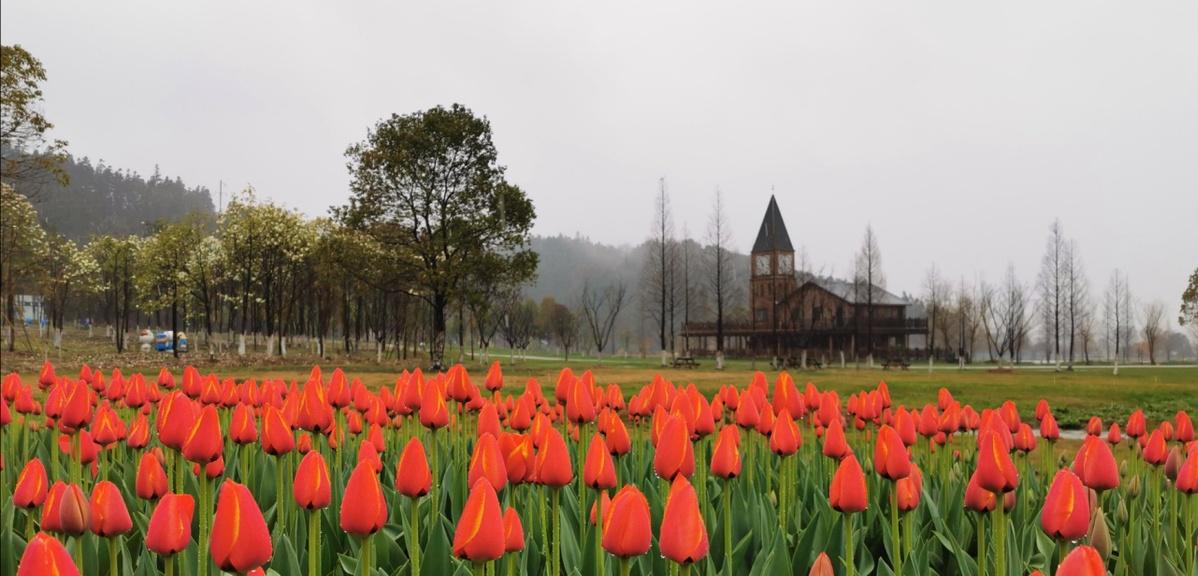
[672,356,699,369]
[882,358,911,370]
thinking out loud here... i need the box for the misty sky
[3,1,1195,318]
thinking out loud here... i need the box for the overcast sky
[3,1,1195,317]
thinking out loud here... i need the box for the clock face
[778,254,793,274]
[755,255,771,275]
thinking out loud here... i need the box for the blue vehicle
[154,331,189,352]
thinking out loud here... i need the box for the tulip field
[1,362,1196,576]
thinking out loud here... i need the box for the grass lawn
[3,330,1195,429]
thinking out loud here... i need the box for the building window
[755,308,767,322]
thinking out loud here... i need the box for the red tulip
[601,485,652,557]
[830,454,868,513]
[975,431,1018,493]
[396,437,432,498]
[16,532,79,576]
[822,418,851,460]
[57,483,89,536]
[60,380,92,431]
[1040,412,1060,442]
[146,493,195,556]
[770,412,801,456]
[534,427,574,487]
[89,480,132,536]
[1176,450,1198,494]
[896,465,923,511]
[584,433,617,490]
[211,480,273,573]
[874,425,911,480]
[294,451,332,510]
[1041,470,1089,541]
[1055,545,1105,576]
[419,382,449,429]
[503,506,525,552]
[230,403,258,444]
[261,405,295,456]
[654,413,695,481]
[468,432,508,492]
[1143,428,1168,465]
[964,470,997,512]
[1072,436,1119,492]
[710,425,742,479]
[182,405,222,464]
[12,458,48,508]
[659,475,709,564]
[136,452,169,501]
[341,460,387,535]
[1106,423,1122,445]
[452,478,505,562]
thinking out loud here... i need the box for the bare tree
[1037,220,1067,368]
[853,225,885,362]
[1063,239,1089,369]
[979,265,1029,368]
[1103,270,1133,373]
[704,188,735,363]
[1142,301,1165,365]
[923,265,948,362]
[549,303,579,361]
[642,178,676,364]
[579,279,627,358]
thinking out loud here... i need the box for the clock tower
[750,195,797,338]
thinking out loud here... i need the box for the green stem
[680,564,692,576]
[198,475,209,576]
[24,509,35,541]
[993,495,1005,576]
[552,488,562,576]
[359,533,373,576]
[165,554,174,576]
[277,456,286,530]
[410,497,421,576]
[977,512,986,576]
[595,488,605,576]
[75,536,83,575]
[891,485,901,575]
[843,513,855,576]
[109,537,118,576]
[723,478,733,576]
[309,509,321,576]
[506,553,515,576]
[619,557,632,576]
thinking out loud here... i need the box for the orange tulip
[653,413,695,481]
[975,430,1018,493]
[261,405,295,456]
[822,418,851,460]
[16,532,79,576]
[89,480,132,536]
[468,432,508,492]
[500,432,534,485]
[12,458,48,508]
[396,437,432,498]
[60,380,92,431]
[770,412,801,456]
[229,403,258,444]
[341,460,387,535]
[146,493,195,556]
[294,451,332,510]
[602,485,652,558]
[136,452,169,501]
[503,506,525,552]
[896,465,923,511]
[211,480,273,573]
[964,470,997,512]
[584,433,617,490]
[182,404,222,464]
[534,427,574,487]
[873,425,911,481]
[1176,450,1198,494]
[1055,545,1105,576]
[1143,428,1168,465]
[808,552,835,576]
[452,478,505,562]
[830,454,868,513]
[1072,436,1119,492]
[659,475,709,564]
[1041,470,1089,541]
[710,425,741,479]
[419,382,449,429]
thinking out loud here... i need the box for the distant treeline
[23,152,214,241]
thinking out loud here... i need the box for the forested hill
[30,154,214,241]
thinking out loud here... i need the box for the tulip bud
[452,479,505,562]
[659,475,709,564]
[145,493,195,556]
[1057,545,1105,575]
[211,481,273,573]
[1126,473,1141,498]
[340,460,387,535]
[1088,507,1112,559]
[89,480,133,537]
[808,552,834,576]
[396,437,432,498]
[16,532,79,576]
[13,458,49,509]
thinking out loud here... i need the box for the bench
[882,359,910,371]
[672,356,699,369]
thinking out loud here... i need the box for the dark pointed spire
[752,195,793,253]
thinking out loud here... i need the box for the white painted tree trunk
[839,351,846,368]
[660,350,670,367]
[238,334,246,357]
[53,328,62,349]
[377,341,384,363]
[1113,358,1119,376]
[800,350,808,370]
[715,351,725,371]
[280,336,288,357]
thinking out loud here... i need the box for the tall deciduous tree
[853,225,885,360]
[704,189,735,360]
[579,279,627,357]
[85,235,139,352]
[1,184,46,350]
[642,178,676,363]
[137,221,200,357]
[1037,220,1067,368]
[341,104,536,368]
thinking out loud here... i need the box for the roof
[752,195,794,253]
[804,277,911,306]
